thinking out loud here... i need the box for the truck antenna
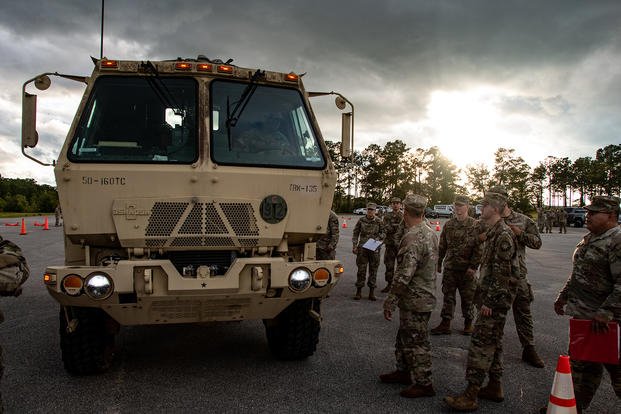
[100,0,105,59]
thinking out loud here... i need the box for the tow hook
[309,309,322,322]
[63,306,79,333]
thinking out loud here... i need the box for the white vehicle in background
[433,204,454,218]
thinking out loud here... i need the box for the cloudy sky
[1,0,620,186]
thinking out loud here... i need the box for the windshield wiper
[226,69,265,150]
[141,61,185,117]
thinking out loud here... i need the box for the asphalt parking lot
[0,215,617,413]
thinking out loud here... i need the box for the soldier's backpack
[0,236,30,294]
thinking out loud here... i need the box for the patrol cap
[454,195,469,206]
[482,192,507,205]
[487,185,508,199]
[585,195,620,213]
[390,197,402,204]
[403,194,427,212]
[366,202,377,210]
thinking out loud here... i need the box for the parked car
[425,207,439,218]
[433,204,454,218]
[353,207,366,215]
[564,207,586,228]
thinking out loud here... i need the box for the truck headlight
[84,272,114,300]
[289,268,311,292]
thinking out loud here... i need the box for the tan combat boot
[379,370,412,385]
[522,345,545,368]
[462,318,474,335]
[430,318,451,335]
[353,288,362,300]
[368,288,377,301]
[478,378,504,402]
[444,383,480,411]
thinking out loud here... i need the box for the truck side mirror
[340,112,352,158]
[22,92,39,148]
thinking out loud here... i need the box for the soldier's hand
[591,314,610,333]
[465,268,476,278]
[383,309,392,321]
[508,224,522,236]
[352,247,358,254]
[553,298,566,315]
[480,305,492,316]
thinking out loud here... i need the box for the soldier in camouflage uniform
[380,194,438,398]
[552,196,621,413]
[444,190,520,411]
[352,202,385,301]
[558,208,568,234]
[381,197,403,293]
[486,185,545,368]
[536,207,545,233]
[431,195,482,336]
[316,210,340,260]
[544,209,554,233]
[0,236,29,413]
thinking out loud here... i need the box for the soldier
[380,194,438,398]
[444,190,520,411]
[536,207,545,233]
[381,197,404,293]
[431,195,482,336]
[551,196,621,412]
[0,235,30,412]
[54,204,62,227]
[352,202,385,300]
[558,208,568,234]
[487,185,545,368]
[316,210,340,260]
[545,209,554,233]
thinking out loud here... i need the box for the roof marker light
[101,60,118,69]
[285,73,298,82]
[197,63,212,72]
[217,65,234,74]
[175,62,192,71]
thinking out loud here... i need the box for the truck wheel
[574,219,583,228]
[264,299,320,360]
[59,306,116,375]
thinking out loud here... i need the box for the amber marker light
[62,274,83,296]
[284,72,298,82]
[197,63,212,72]
[175,62,192,71]
[313,268,330,287]
[217,65,234,74]
[43,272,57,285]
[101,60,118,69]
[334,264,344,278]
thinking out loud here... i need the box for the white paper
[362,238,383,251]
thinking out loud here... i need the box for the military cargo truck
[21,56,353,374]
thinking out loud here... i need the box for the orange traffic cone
[544,355,577,413]
[43,216,50,230]
[342,218,347,229]
[19,218,27,235]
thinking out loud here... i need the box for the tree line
[326,141,621,214]
[0,177,58,213]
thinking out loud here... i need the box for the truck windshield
[210,80,325,169]
[68,76,197,163]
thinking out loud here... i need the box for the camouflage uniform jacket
[557,226,621,323]
[352,215,385,249]
[0,236,30,324]
[316,210,340,253]
[382,210,404,247]
[438,216,482,272]
[502,210,542,277]
[477,220,520,310]
[385,222,438,312]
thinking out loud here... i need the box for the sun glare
[426,88,506,168]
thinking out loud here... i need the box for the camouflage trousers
[383,244,397,284]
[558,222,567,233]
[465,305,512,386]
[395,310,433,386]
[316,248,335,260]
[544,221,553,233]
[355,248,380,288]
[511,278,535,348]
[439,269,477,321]
[570,358,621,411]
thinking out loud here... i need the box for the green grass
[0,212,52,218]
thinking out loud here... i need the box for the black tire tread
[265,299,320,360]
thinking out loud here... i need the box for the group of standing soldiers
[350,186,547,411]
[537,207,568,234]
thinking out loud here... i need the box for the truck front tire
[59,306,117,375]
[264,299,320,360]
